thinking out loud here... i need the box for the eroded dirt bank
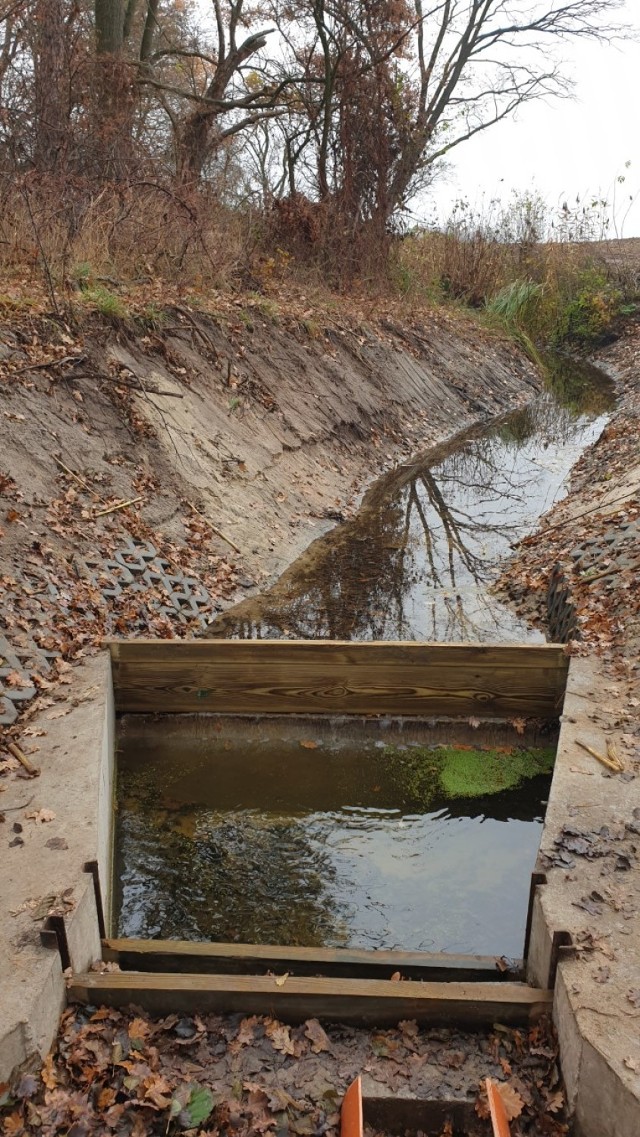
[1,300,539,729]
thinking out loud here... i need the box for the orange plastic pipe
[486,1078,511,1137]
[340,1075,363,1137]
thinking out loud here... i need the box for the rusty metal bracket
[84,859,107,940]
[523,870,547,961]
[40,914,71,971]
[547,930,575,990]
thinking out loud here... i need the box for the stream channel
[115,357,614,958]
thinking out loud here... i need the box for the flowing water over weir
[115,357,614,958]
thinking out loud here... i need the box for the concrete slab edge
[0,653,115,1082]
[527,655,640,1137]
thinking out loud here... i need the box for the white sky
[424,4,640,239]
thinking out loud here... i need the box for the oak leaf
[304,1018,330,1053]
[265,1020,295,1055]
[495,1081,525,1121]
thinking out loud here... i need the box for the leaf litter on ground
[0,1006,570,1136]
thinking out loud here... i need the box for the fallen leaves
[10,888,75,920]
[0,1004,569,1137]
[264,1020,295,1056]
[304,1019,331,1054]
[25,807,56,824]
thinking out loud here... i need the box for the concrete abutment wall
[0,655,115,1078]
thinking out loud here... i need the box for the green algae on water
[440,745,555,798]
[383,744,555,806]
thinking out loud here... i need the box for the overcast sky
[424,4,640,239]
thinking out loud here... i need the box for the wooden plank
[107,640,568,717]
[103,938,524,982]
[68,972,552,1027]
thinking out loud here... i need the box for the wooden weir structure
[69,639,569,1029]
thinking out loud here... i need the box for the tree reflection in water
[210,357,614,643]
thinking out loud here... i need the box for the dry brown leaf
[26,808,56,824]
[545,1089,565,1113]
[299,740,318,749]
[398,1019,419,1037]
[4,671,30,688]
[274,972,290,987]
[234,1015,259,1050]
[40,1053,57,1089]
[265,1020,295,1056]
[128,1017,149,1042]
[143,1073,173,1109]
[304,1018,331,1053]
[496,1081,525,1121]
[1,1110,25,1135]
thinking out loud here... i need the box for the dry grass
[0,178,252,292]
[0,175,636,354]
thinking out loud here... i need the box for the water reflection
[210,357,613,642]
[115,727,552,955]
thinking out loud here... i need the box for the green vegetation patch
[383,744,555,805]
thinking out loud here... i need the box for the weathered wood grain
[68,972,552,1026]
[102,938,523,982]
[107,640,568,718]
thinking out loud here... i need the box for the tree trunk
[95,0,124,55]
[32,0,72,172]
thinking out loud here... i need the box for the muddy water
[210,356,614,642]
[115,357,614,956]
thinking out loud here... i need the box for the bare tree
[267,0,627,239]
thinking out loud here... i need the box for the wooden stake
[7,742,40,778]
[341,1078,363,1137]
[486,1079,511,1137]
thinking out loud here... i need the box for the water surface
[115,720,554,956]
[210,356,613,642]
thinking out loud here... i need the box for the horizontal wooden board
[107,640,568,718]
[69,972,551,1027]
[103,938,523,982]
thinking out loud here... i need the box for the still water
[115,357,614,956]
[210,356,613,642]
[115,719,555,957]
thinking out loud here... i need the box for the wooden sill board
[69,972,551,1026]
[102,938,523,982]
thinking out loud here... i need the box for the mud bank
[0,304,539,600]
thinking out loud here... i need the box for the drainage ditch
[111,356,614,963]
